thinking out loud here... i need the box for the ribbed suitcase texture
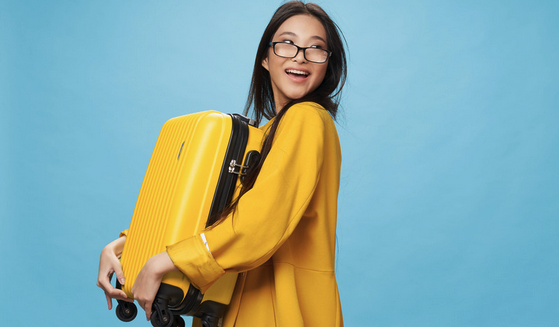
[116,111,263,327]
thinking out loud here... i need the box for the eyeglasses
[269,42,331,64]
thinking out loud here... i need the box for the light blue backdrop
[1,0,558,326]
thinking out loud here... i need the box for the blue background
[1,0,558,326]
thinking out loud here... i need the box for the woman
[98,1,347,326]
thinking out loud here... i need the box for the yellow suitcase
[115,111,263,327]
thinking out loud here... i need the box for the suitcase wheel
[115,301,137,322]
[200,315,219,327]
[174,316,185,327]
[150,312,184,327]
[150,307,175,327]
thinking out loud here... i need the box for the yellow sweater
[129,102,343,326]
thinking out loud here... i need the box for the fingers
[98,237,131,310]
[132,286,153,321]
[128,252,174,320]
[138,299,153,321]
[98,270,133,310]
[113,263,126,286]
[133,288,153,321]
[96,271,114,294]
[105,292,113,310]
[98,246,133,309]
[131,259,160,321]
[107,287,132,301]
[146,308,152,321]
[98,277,127,300]
[103,287,132,310]
[105,291,134,311]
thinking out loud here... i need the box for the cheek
[266,53,282,71]
[313,65,328,87]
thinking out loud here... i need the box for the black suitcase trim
[205,114,251,227]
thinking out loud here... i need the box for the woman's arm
[167,103,337,292]
[96,236,133,310]
[131,251,178,321]
[98,233,178,320]
[119,103,337,318]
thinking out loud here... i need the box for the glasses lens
[272,43,330,63]
[274,43,298,58]
[305,48,329,63]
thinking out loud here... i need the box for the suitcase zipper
[206,114,250,227]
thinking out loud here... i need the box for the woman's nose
[292,48,307,63]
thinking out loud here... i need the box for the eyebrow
[278,31,327,44]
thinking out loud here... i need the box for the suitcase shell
[117,111,263,327]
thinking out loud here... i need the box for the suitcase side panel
[163,113,234,242]
[121,111,232,298]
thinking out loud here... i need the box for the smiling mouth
[286,69,310,77]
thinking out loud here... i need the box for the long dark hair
[246,1,347,124]
[213,1,347,224]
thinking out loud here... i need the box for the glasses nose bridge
[292,44,308,62]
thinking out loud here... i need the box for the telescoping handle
[231,113,258,127]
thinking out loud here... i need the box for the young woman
[98,1,347,326]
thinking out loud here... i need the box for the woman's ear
[262,57,269,71]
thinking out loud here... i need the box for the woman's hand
[97,236,133,310]
[131,251,178,321]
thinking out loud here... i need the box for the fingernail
[119,277,125,285]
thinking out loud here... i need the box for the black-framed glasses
[269,42,331,64]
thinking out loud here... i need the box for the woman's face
[262,14,329,112]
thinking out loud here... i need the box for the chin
[287,90,313,101]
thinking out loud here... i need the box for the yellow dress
[128,102,343,326]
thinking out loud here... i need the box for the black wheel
[116,301,137,322]
[200,315,219,327]
[174,316,185,327]
[150,308,174,327]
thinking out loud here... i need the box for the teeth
[286,69,309,76]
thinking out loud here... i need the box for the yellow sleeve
[119,229,129,238]
[167,103,331,293]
